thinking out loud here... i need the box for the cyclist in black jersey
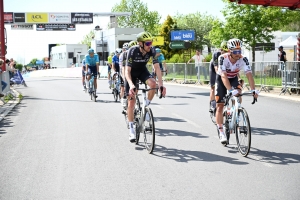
[125,32,166,142]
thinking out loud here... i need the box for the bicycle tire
[113,89,118,102]
[222,111,230,146]
[135,119,140,145]
[93,91,96,102]
[235,108,251,157]
[143,107,155,154]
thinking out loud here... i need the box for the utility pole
[0,0,6,70]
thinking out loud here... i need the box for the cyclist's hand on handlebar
[159,86,166,99]
[228,89,239,96]
[251,89,259,99]
[129,85,136,97]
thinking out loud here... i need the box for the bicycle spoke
[143,107,155,154]
[235,108,251,157]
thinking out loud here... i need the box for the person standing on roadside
[187,49,207,80]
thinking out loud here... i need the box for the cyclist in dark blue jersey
[125,32,166,142]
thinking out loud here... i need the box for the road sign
[169,41,185,49]
[171,30,195,41]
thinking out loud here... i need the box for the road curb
[164,82,300,102]
[0,89,21,122]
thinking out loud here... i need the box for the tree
[111,0,161,35]
[280,10,300,31]
[208,0,293,62]
[80,29,95,48]
[15,63,23,71]
[174,12,216,53]
[159,15,179,59]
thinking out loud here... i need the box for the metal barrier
[279,61,300,95]
[0,72,12,103]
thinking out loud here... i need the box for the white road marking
[154,105,164,109]
[248,155,273,168]
[172,113,201,129]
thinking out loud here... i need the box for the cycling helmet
[155,48,161,53]
[88,48,94,54]
[220,41,228,51]
[136,31,153,42]
[110,52,115,56]
[227,38,243,50]
[115,48,122,54]
[122,43,129,49]
[128,40,138,47]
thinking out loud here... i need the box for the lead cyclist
[215,38,259,144]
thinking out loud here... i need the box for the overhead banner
[36,24,76,31]
[26,13,48,23]
[49,13,71,23]
[4,12,14,23]
[14,13,25,23]
[71,13,93,24]
[11,24,34,30]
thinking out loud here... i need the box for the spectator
[187,49,207,80]
[7,58,16,79]
[278,46,287,70]
[0,59,8,97]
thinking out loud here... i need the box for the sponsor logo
[49,13,71,23]
[26,13,48,23]
[14,13,25,23]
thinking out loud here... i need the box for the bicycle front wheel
[143,107,155,154]
[235,108,251,157]
[113,89,118,102]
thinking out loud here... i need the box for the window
[68,52,74,58]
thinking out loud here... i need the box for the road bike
[111,72,121,102]
[123,79,163,154]
[220,91,257,157]
[86,73,97,102]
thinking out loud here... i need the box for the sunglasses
[144,41,152,46]
[232,50,242,55]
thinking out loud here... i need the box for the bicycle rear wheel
[143,107,155,154]
[235,108,251,157]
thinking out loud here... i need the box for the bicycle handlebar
[224,91,257,106]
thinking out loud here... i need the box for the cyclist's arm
[96,55,100,73]
[246,73,255,90]
[85,56,89,72]
[125,48,134,88]
[221,72,232,91]
[153,60,162,86]
[219,55,231,91]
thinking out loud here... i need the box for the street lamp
[94,25,105,65]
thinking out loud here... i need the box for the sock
[129,122,134,132]
[217,124,223,133]
[146,99,151,106]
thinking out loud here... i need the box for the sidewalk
[164,81,300,102]
[0,88,22,122]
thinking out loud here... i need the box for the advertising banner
[71,13,93,24]
[4,12,14,23]
[26,13,48,23]
[49,13,71,23]
[14,13,25,23]
[170,30,196,41]
[11,24,34,30]
[153,36,164,46]
[36,24,76,31]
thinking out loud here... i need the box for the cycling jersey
[107,56,113,64]
[85,54,99,67]
[112,55,120,72]
[217,53,251,78]
[209,51,221,86]
[126,46,158,70]
[157,53,165,63]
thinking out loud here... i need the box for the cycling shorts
[87,66,97,78]
[215,75,242,103]
[125,68,153,94]
[107,63,112,72]
[82,70,86,77]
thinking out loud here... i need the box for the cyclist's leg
[86,66,92,88]
[215,75,227,142]
[209,62,217,111]
[141,70,156,106]
[126,73,138,141]
[120,75,125,98]
[82,70,86,89]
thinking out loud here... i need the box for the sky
[3,0,226,63]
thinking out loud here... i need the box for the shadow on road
[155,128,208,139]
[155,117,186,122]
[187,92,210,97]
[252,127,300,137]
[152,144,249,165]
[0,103,25,136]
[151,103,190,106]
[248,147,300,165]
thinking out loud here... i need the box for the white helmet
[115,48,122,54]
[122,43,129,49]
[227,38,243,50]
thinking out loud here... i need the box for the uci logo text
[31,15,43,21]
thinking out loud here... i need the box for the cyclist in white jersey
[215,38,259,144]
[119,43,129,106]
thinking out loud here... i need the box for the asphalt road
[0,77,299,200]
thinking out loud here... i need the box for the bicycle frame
[226,96,241,130]
[137,89,147,132]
